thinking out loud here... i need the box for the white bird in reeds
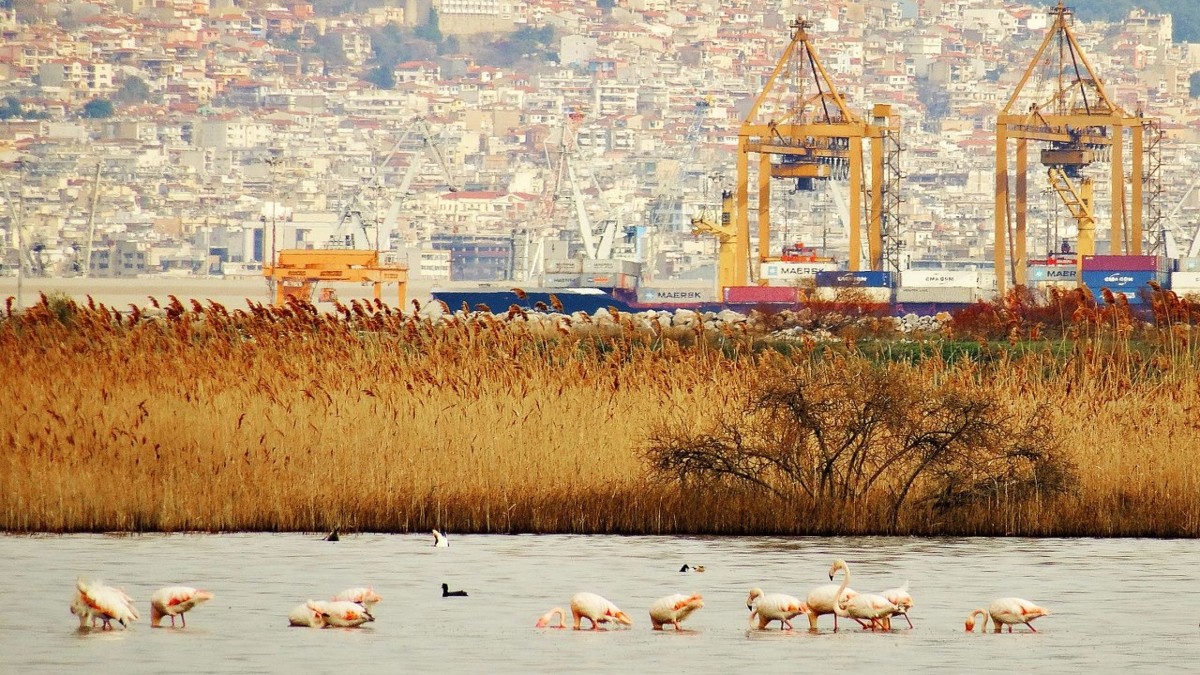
[829,560,900,631]
[567,592,633,630]
[965,598,1050,633]
[881,582,914,629]
[746,588,807,631]
[805,581,861,631]
[75,578,139,630]
[648,593,704,630]
[333,587,382,610]
[288,601,327,628]
[150,586,213,628]
[432,530,449,547]
[308,600,375,628]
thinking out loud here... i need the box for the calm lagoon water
[1,534,1197,673]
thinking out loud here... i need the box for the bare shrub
[644,358,1073,525]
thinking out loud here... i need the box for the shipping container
[760,261,839,280]
[543,259,583,274]
[1169,271,1200,290]
[1028,265,1078,282]
[580,273,636,289]
[582,258,642,277]
[1175,258,1200,272]
[723,285,799,304]
[814,270,893,287]
[812,286,893,303]
[540,274,582,288]
[899,270,982,288]
[896,286,980,304]
[638,286,716,304]
[1080,270,1166,303]
[1081,255,1165,272]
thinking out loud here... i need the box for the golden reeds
[2,292,1200,536]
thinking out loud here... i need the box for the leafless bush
[644,359,1073,524]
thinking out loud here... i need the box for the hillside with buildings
[0,0,1198,286]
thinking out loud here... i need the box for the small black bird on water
[325,528,340,542]
[679,564,706,573]
[441,583,468,597]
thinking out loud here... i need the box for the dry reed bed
[1,295,1198,536]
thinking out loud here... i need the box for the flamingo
[308,600,374,628]
[965,598,1050,633]
[828,560,899,631]
[804,583,861,631]
[881,582,914,629]
[569,592,633,630]
[535,607,569,628]
[333,587,382,609]
[432,530,449,547]
[150,586,214,628]
[746,588,807,631]
[75,578,139,630]
[288,601,328,628]
[70,588,98,628]
[649,593,704,630]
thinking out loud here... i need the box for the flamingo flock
[69,532,1051,636]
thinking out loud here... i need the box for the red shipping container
[1081,255,1163,272]
[723,286,799,304]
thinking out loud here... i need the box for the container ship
[431,253,1190,318]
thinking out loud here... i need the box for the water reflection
[2,534,1197,673]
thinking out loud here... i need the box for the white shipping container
[900,270,982,288]
[1171,272,1200,287]
[812,287,893,303]
[582,258,642,277]
[638,286,716,303]
[760,261,839,280]
[543,258,583,274]
[541,274,581,288]
[896,286,980,304]
[1177,258,1200,272]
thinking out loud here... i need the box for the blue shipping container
[814,271,894,287]
[1080,270,1163,304]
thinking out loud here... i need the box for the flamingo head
[964,616,976,632]
[608,610,633,626]
[746,588,763,610]
[675,594,704,611]
[828,559,847,580]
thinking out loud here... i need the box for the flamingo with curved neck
[535,607,568,628]
[828,559,898,631]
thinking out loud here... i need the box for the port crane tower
[734,18,899,285]
[994,1,1157,293]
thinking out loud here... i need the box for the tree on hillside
[364,64,395,89]
[82,98,114,119]
[114,76,153,104]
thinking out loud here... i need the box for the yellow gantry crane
[735,18,897,283]
[994,1,1157,293]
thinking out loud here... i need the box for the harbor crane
[994,1,1157,293]
[335,117,458,251]
[735,17,899,284]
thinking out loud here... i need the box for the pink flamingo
[569,592,633,630]
[333,587,382,610]
[649,593,704,630]
[75,578,138,630]
[881,582,914,629]
[150,586,213,628]
[535,607,569,628]
[828,560,899,631]
[746,588,807,630]
[965,598,1050,633]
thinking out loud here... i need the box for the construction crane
[994,1,1155,293]
[735,17,896,284]
[690,189,736,294]
[335,117,458,251]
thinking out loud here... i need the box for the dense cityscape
[0,0,1198,288]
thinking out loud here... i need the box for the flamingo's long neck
[150,604,165,627]
[832,563,851,618]
[967,609,988,632]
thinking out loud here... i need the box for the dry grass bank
[2,293,1199,536]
